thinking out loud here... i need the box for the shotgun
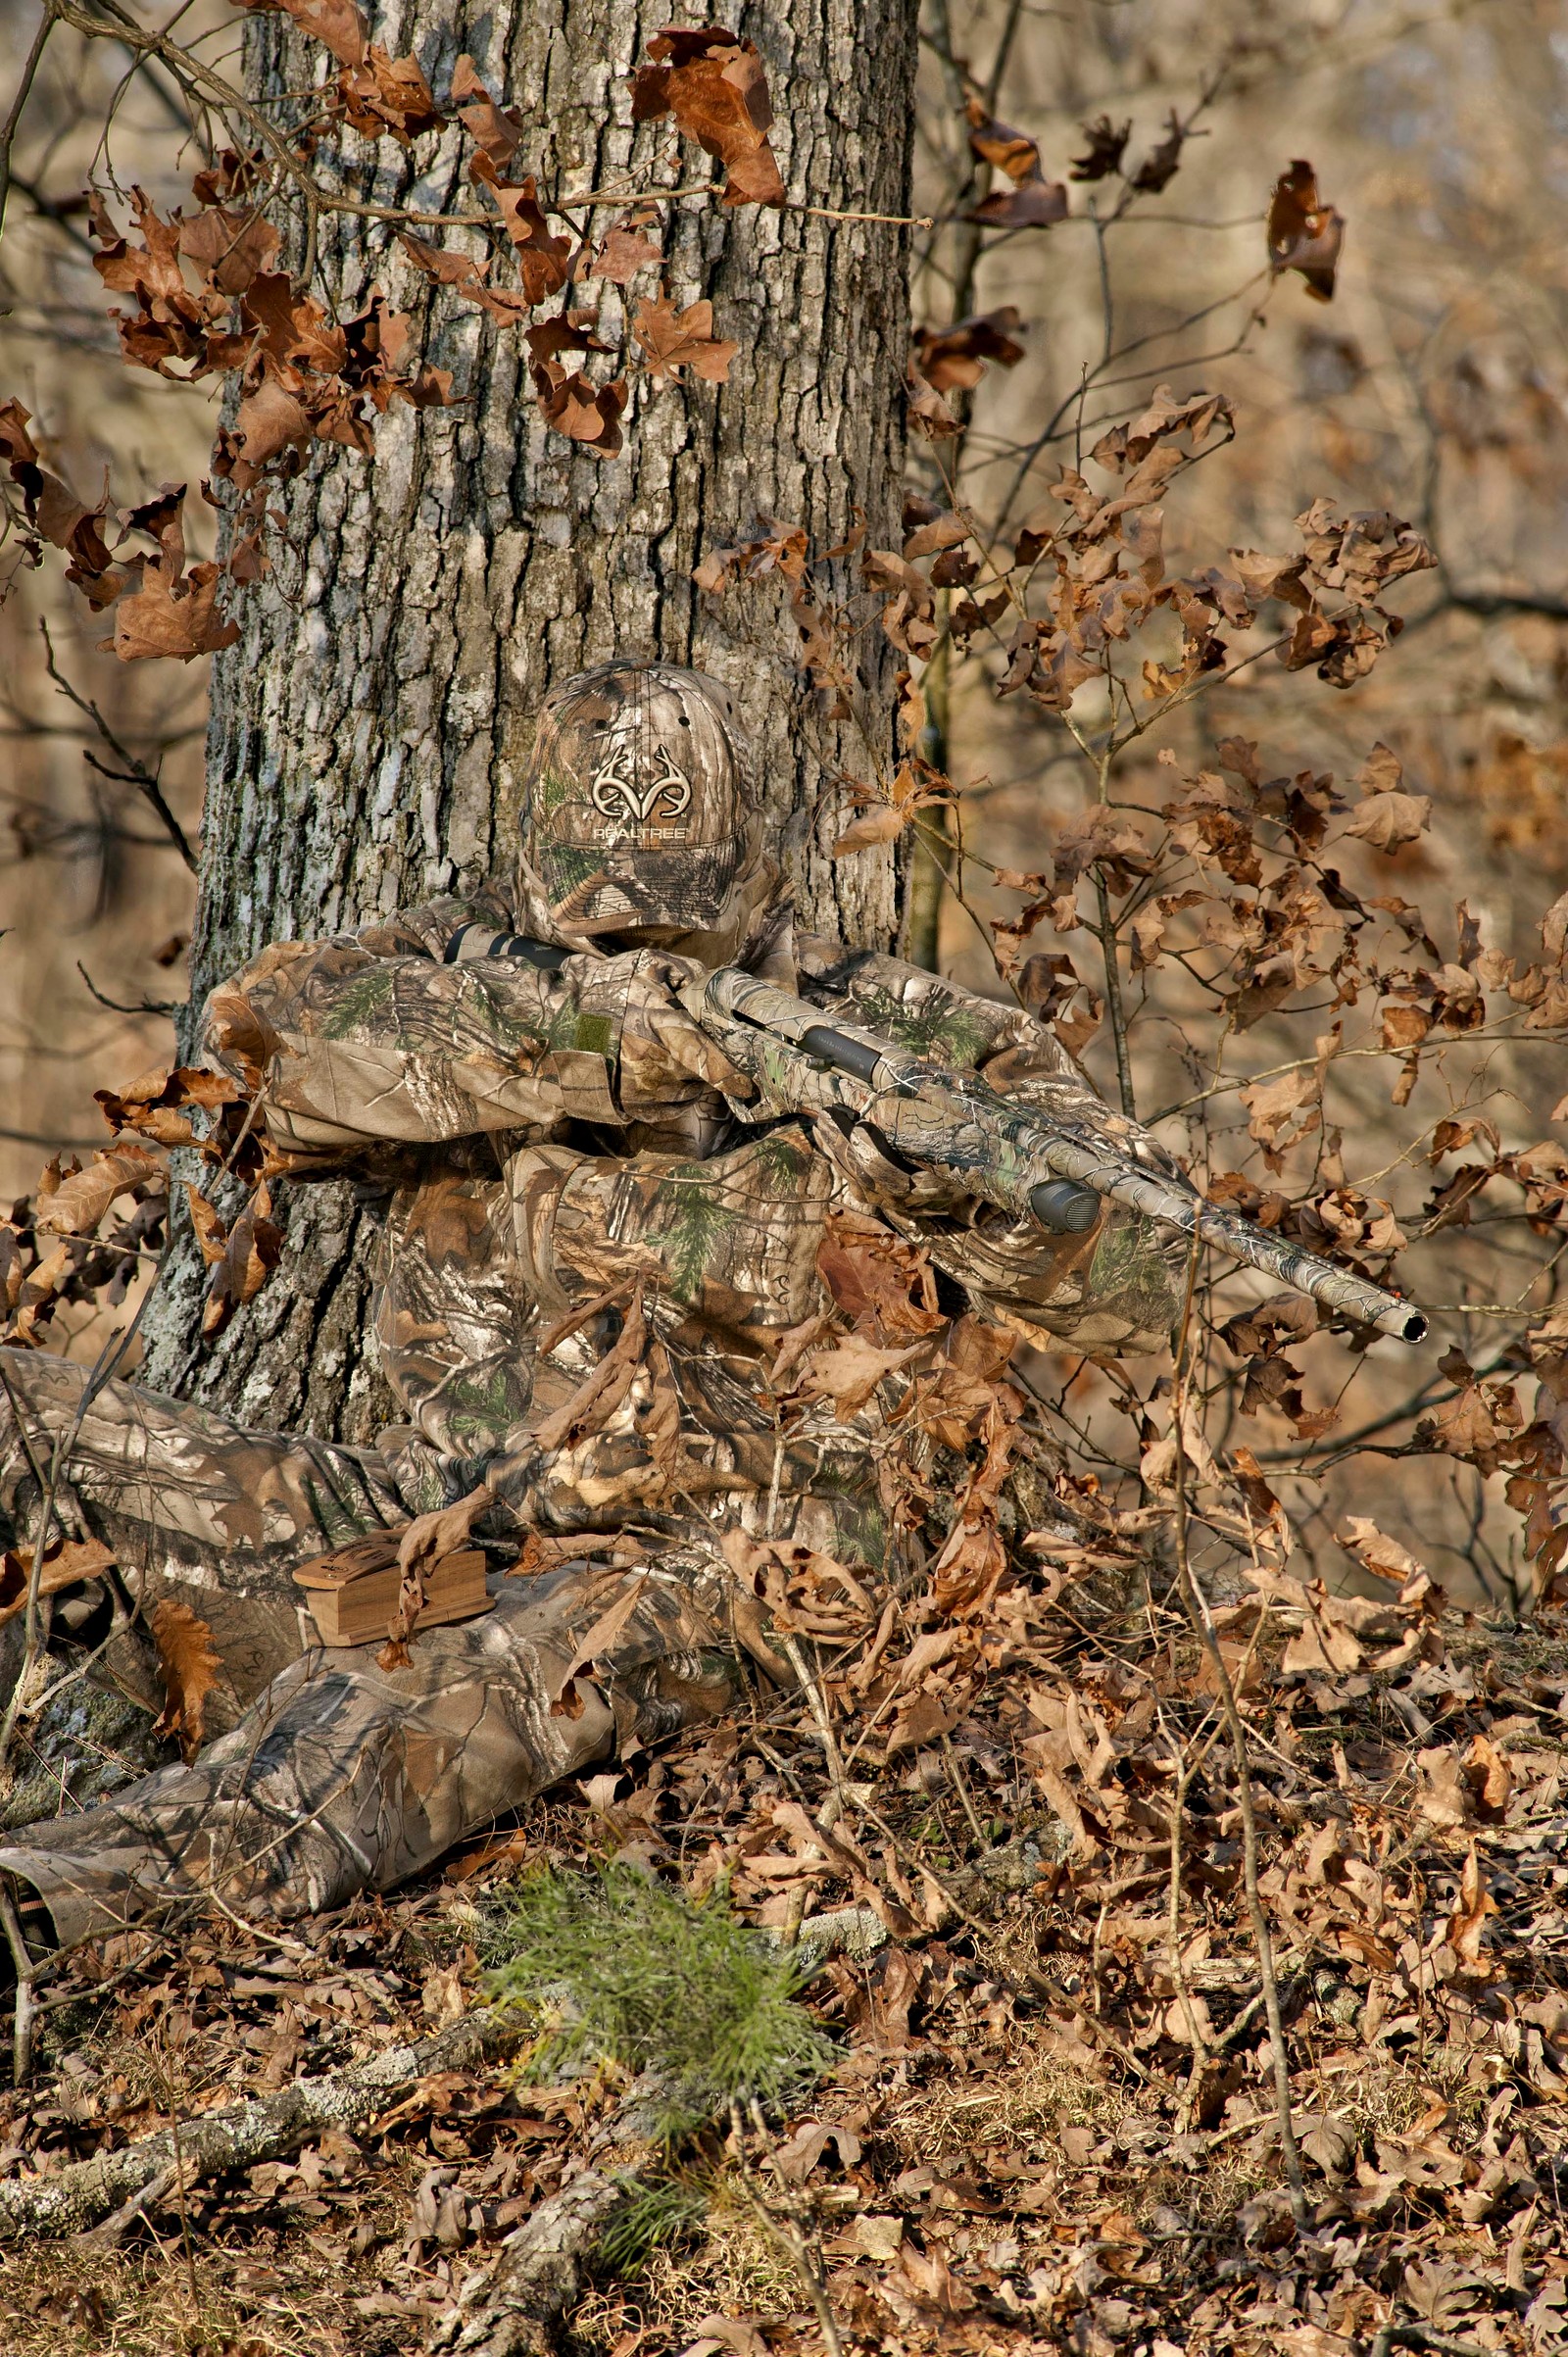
[680,964,1428,1346]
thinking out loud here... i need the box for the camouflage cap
[516,662,769,947]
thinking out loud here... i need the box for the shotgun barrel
[683,965,1427,1347]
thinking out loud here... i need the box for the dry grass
[884,2021,1131,2158]
[2,2241,353,2356]
[571,2170,806,2348]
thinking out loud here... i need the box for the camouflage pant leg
[0,1554,739,1952]
[0,1347,411,1706]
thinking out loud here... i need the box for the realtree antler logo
[590,740,693,826]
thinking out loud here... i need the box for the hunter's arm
[795,936,1184,1355]
[202,898,735,1156]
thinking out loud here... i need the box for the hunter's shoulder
[354,881,517,960]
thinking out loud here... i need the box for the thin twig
[40,624,197,872]
[1163,1732,1210,2123]
[75,960,179,1019]
[730,2100,845,2357]
[0,0,59,239]
[1370,2329,1494,2357]
[1167,1229,1310,2227]
[0,1883,37,2087]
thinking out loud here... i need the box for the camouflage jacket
[207,890,1183,1564]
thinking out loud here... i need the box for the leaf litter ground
[1,1547,1565,2357]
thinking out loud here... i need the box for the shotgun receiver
[680,964,1428,1347]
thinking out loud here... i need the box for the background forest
[1,3,1568,2354]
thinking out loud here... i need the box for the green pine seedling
[483,1862,836,2142]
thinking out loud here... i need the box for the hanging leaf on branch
[963,101,1068,227]
[1267,159,1346,301]
[631,25,787,207]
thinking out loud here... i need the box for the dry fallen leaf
[471,165,570,302]
[832,803,907,857]
[450,52,524,168]
[1345,791,1432,853]
[532,361,627,458]
[108,557,241,663]
[790,1334,927,1418]
[34,1143,165,1239]
[152,1596,222,1761]
[549,1573,650,1718]
[631,26,786,208]
[191,1179,284,1337]
[590,214,663,284]
[1267,159,1346,301]
[0,1536,117,1626]
[914,308,1026,393]
[964,100,1069,227]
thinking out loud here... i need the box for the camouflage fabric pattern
[0,1554,738,1949]
[0,1346,406,1710]
[208,926,749,1157]
[513,662,785,962]
[210,890,1181,1573]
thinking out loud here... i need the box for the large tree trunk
[144,0,917,1429]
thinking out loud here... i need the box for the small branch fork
[41,623,198,872]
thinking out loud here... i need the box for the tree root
[433,2165,625,2356]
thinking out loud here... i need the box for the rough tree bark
[144,0,918,1432]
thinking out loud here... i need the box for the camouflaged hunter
[0,660,1188,1956]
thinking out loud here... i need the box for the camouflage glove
[807,1102,978,1218]
[562,952,757,1114]
[445,931,754,1116]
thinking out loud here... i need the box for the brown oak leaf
[107,557,240,663]
[271,0,368,70]
[1070,115,1130,180]
[631,26,786,208]
[97,1061,248,1148]
[339,45,443,142]
[471,163,570,302]
[913,308,1025,393]
[189,1179,284,1336]
[1267,159,1345,302]
[34,1144,165,1239]
[832,803,906,856]
[152,1597,222,1761]
[591,216,664,284]
[631,290,738,382]
[964,100,1068,227]
[0,1537,117,1628]
[397,231,487,289]
[533,361,627,457]
[450,53,524,168]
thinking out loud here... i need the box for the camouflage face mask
[516,662,778,954]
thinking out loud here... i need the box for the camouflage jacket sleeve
[794,935,1185,1355]
[202,897,727,1157]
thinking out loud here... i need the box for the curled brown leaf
[151,1596,222,1762]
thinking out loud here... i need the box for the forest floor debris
[0,1537,1564,2356]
